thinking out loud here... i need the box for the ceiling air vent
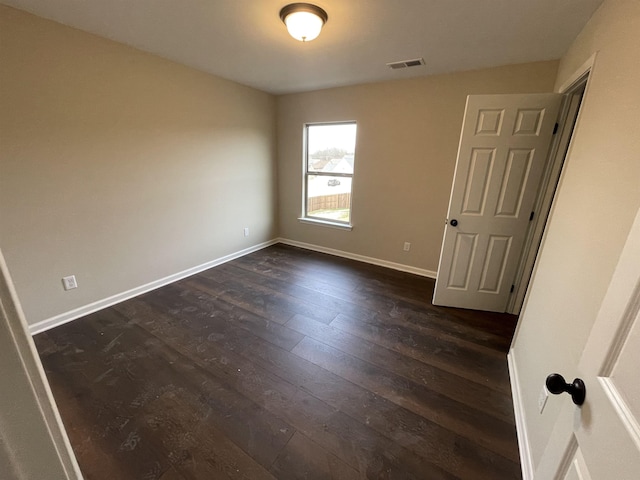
[386,57,425,70]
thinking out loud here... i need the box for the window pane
[307,123,356,174]
[307,175,352,223]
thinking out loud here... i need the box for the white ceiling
[2,0,604,95]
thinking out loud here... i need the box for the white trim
[506,92,568,315]
[508,349,534,480]
[557,53,598,94]
[507,55,597,317]
[29,237,436,336]
[29,239,278,335]
[277,238,437,278]
[599,376,640,452]
[298,217,353,231]
[1,250,83,479]
[553,435,578,480]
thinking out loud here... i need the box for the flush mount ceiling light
[279,3,328,42]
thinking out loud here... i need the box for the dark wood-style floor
[35,244,521,480]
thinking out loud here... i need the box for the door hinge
[530,211,535,221]
[553,122,559,134]
[510,284,515,293]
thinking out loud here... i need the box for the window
[303,122,357,226]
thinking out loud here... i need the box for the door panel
[608,310,640,415]
[462,148,494,214]
[495,149,533,217]
[513,108,546,135]
[448,233,477,289]
[562,448,592,480]
[475,109,503,134]
[478,235,511,293]
[434,94,561,312]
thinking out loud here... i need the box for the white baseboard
[508,349,534,480]
[277,238,437,279]
[29,239,278,335]
[30,238,436,336]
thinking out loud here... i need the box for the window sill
[298,217,353,231]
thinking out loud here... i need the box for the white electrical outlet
[403,242,411,252]
[244,227,249,237]
[538,384,549,414]
[62,275,78,291]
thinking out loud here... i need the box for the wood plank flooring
[34,244,521,479]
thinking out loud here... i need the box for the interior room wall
[510,0,640,471]
[276,61,559,274]
[0,6,278,326]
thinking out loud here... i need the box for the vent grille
[386,57,425,70]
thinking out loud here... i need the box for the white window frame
[300,121,356,230]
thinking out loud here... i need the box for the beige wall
[0,6,277,325]
[511,0,640,472]
[277,61,559,273]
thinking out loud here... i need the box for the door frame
[506,54,596,315]
[0,249,83,479]
[508,53,598,480]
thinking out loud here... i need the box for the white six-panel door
[433,94,562,312]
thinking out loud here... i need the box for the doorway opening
[507,73,589,314]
